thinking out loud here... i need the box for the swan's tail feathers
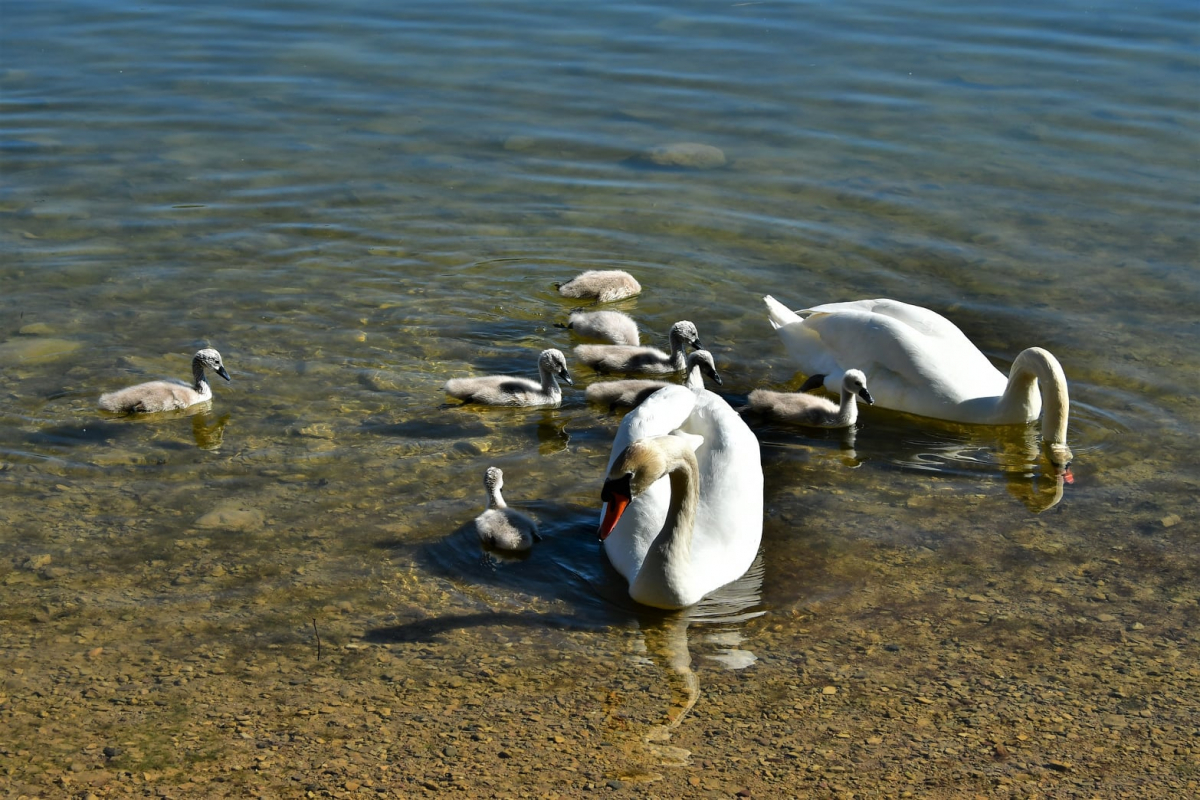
[763,295,802,330]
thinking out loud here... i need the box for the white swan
[443,348,573,407]
[575,320,701,375]
[474,467,540,552]
[98,348,231,413]
[597,384,763,609]
[556,270,641,303]
[558,309,640,345]
[585,349,721,410]
[764,295,1071,463]
[745,369,873,428]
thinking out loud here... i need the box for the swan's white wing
[770,297,1008,418]
[601,386,697,583]
[604,385,697,475]
[680,390,763,602]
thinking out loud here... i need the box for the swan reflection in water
[191,410,231,451]
[379,506,767,771]
[757,412,1074,513]
[891,422,1073,513]
[624,555,765,769]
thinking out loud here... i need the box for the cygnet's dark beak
[217,366,232,382]
[691,338,704,351]
[559,368,574,386]
[858,388,874,405]
[711,370,724,386]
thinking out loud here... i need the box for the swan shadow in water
[30,405,230,452]
[368,505,765,767]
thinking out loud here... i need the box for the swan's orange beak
[598,475,632,541]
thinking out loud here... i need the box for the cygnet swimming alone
[745,369,874,428]
[585,349,722,410]
[574,320,701,375]
[556,270,642,303]
[98,348,231,414]
[443,348,573,407]
[557,309,640,346]
[474,467,540,552]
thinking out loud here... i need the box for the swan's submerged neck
[631,452,699,608]
[1001,347,1070,452]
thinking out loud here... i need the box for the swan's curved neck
[632,452,699,608]
[538,364,562,398]
[488,487,507,510]
[191,357,210,393]
[836,386,860,426]
[667,332,687,371]
[1001,347,1070,449]
[684,363,703,390]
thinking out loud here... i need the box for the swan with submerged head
[763,295,1072,466]
[556,270,641,303]
[557,308,640,345]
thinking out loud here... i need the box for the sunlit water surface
[2,0,1197,787]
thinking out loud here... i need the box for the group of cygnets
[97,268,1073,611]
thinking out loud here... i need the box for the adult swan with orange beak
[596,384,764,610]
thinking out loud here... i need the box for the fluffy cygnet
[443,348,573,407]
[556,270,642,303]
[98,348,231,414]
[585,349,722,410]
[557,309,640,346]
[474,467,540,552]
[574,320,701,375]
[746,369,874,428]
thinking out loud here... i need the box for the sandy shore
[4,513,1197,799]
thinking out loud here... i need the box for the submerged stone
[644,142,727,169]
[0,336,81,362]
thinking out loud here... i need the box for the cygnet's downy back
[474,467,540,552]
[555,270,641,303]
[746,369,873,428]
[98,348,231,414]
[558,309,640,346]
[574,320,701,375]
[443,348,573,407]
[584,348,722,411]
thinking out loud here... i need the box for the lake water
[2,0,1198,794]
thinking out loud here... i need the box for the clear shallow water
[2,0,1198,789]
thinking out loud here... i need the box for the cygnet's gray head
[539,348,573,385]
[669,321,703,351]
[843,369,873,404]
[484,466,504,494]
[688,349,722,385]
[195,348,231,382]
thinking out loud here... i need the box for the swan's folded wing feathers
[606,385,697,473]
